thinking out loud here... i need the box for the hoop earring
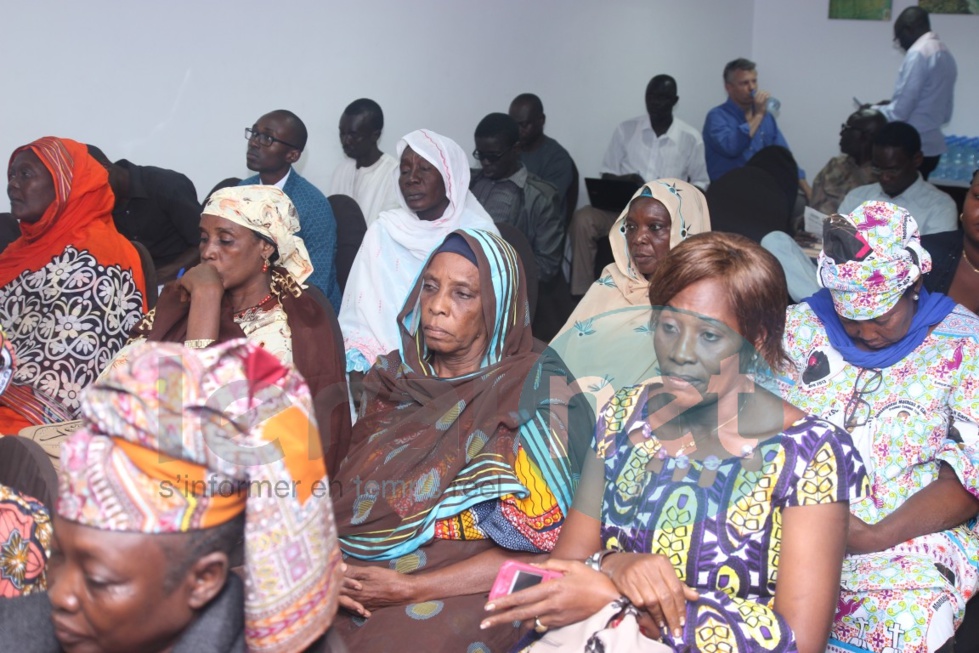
[262,258,270,273]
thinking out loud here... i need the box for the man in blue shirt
[871,7,956,179]
[703,58,809,199]
[240,110,341,311]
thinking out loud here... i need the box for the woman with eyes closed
[108,185,351,471]
[329,229,588,652]
[551,179,710,413]
[338,129,498,380]
[483,232,866,653]
[780,201,979,653]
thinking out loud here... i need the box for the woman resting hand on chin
[482,232,867,653]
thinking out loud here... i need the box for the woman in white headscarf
[339,129,498,374]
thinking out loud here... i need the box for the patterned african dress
[596,384,867,652]
[0,484,52,598]
[780,303,979,653]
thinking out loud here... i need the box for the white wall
[752,0,978,180]
[0,0,754,209]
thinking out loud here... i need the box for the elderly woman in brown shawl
[329,228,591,652]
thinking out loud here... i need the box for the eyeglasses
[472,147,512,163]
[843,368,882,430]
[244,127,300,150]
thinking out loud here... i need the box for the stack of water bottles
[932,135,979,183]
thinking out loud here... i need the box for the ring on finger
[534,617,548,633]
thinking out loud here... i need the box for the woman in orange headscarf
[0,137,146,432]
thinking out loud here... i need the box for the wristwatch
[584,548,619,574]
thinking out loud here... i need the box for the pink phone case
[489,560,563,600]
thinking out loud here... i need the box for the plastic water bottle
[766,97,781,118]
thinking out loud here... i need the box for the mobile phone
[489,560,563,600]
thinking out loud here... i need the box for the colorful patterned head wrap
[817,201,930,320]
[203,185,313,286]
[57,340,340,653]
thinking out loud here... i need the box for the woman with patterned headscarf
[0,137,146,433]
[551,179,711,414]
[109,185,351,471]
[780,201,979,653]
[0,340,343,653]
[329,228,591,652]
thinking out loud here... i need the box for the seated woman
[483,232,867,653]
[923,168,979,314]
[779,201,979,653]
[330,229,590,651]
[339,129,498,375]
[551,178,710,412]
[0,340,342,652]
[0,137,146,432]
[112,185,351,471]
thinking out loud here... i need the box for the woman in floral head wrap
[780,201,979,652]
[0,340,342,653]
[112,185,351,472]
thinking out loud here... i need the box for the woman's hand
[338,564,371,618]
[174,263,224,302]
[341,565,419,612]
[480,559,620,632]
[601,552,698,638]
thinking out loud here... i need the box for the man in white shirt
[569,74,708,295]
[871,7,956,178]
[762,122,956,301]
[328,99,399,227]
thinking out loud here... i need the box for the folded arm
[848,461,979,554]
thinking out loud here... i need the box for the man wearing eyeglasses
[470,113,563,289]
[241,109,341,311]
[810,109,887,215]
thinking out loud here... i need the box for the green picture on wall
[829,0,892,20]
[919,0,979,14]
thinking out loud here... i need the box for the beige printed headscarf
[203,185,314,285]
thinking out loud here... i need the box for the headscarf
[0,138,145,292]
[338,129,498,372]
[551,179,710,413]
[334,229,588,560]
[202,185,313,286]
[806,201,956,369]
[57,340,341,653]
[817,201,931,320]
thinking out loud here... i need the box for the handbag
[526,598,672,652]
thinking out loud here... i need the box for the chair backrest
[494,222,539,321]
[0,212,19,255]
[0,436,59,513]
[129,239,158,309]
[565,159,579,227]
[328,194,368,295]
